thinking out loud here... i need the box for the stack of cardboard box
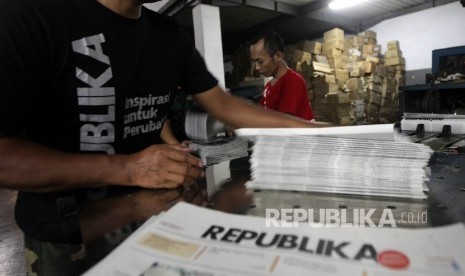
[379,40,404,122]
[291,28,404,125]
[321,28,354,126]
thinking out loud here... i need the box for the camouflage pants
[24,237,89,276]
[24,223,139,276]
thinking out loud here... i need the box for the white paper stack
[237,124,434,199]
[189,137,249,166]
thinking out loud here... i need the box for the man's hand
[126,145,204,189]
[167,140,193,153]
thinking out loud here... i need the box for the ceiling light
[328,0,369,10]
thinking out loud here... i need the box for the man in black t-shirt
[0,0,328,274]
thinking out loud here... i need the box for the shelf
[399,82,465,115]
[400,82,465,92]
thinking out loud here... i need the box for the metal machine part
[432,46,465,77]
[184,111,227,142]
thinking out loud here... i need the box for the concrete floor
[0,189,26,276]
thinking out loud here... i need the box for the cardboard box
[362,61,376,74]
[346,78,363,91]
[387,40,400,51]
[334,69,349,82]
[366,83,383,93]
[385,57,405,66]
[347,48,362,57]
[359,30,377,39]
[363,37,377,45]
[375,64,387,77]
[328,56,346,69]
[326,92,349,104]
[395,65,406,71]
[386,66,396,77]
[310,61,332,74]
[365,74,383,84]
[396,74,405,87]
[349,65,365,77]
[337,103,351,116]
[363,44,375,55]
[346,55,362,63]
[312,87,328,101]
[345,36,364,47]
[299,40,322,55]
[314,83,339,94]
[367,91,382,105]
[337,79,346,90]
[338,116,356,126]
[324,28,344,41]
[349,90,365,101]
[385,50,402,59]
[301,51,312,64]
[313,55,329,64]
[365,56,380,64]
[323,38,345,51]
[352,99,365,112]
[312,74,336,85]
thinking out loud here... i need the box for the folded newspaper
[189,137,249,166]
[235,124,434,199]
[84,202,465,276]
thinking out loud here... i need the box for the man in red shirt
[250,30,314,120]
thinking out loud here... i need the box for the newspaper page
[84,202,465,276]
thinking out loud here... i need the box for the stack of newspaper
[84,202,465,276]
[189,137,249,166]
[236,124,434,199]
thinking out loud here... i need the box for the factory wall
[369,1,465,72]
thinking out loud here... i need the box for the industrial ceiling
[146,0,458,55]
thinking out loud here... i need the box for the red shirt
[259,69,314,120]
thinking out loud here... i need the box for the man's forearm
[0,137,129,193]
[195,86,329,129]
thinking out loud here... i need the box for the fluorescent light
[329,0,369,10]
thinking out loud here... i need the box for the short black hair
[250,30,284,57]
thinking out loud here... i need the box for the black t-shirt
[0,0,217,243]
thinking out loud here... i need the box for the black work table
[77,147,465,264]
[213,152,465,228]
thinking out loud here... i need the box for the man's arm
[194,85,329,128]
[0,135,204,193]
[160,120,181,145]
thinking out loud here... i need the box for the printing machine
[400,46,465,117]
[395,46,465,226]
